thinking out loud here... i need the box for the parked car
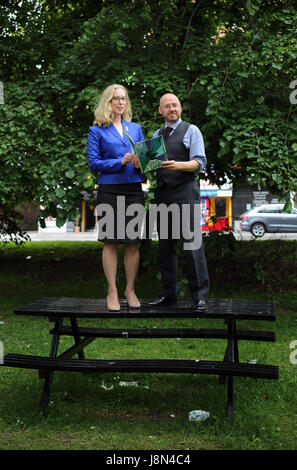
[239,203,297,237]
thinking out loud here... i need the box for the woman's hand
[121,153,134,166]
[131,154,140,168]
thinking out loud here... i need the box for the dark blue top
[87,120,144,184]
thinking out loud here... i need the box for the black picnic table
[2,297,279,424]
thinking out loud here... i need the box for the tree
[1,0,296,241]
[0,0,98,239]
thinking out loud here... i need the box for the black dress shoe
[147,296,177,307]
[194,299,208,311]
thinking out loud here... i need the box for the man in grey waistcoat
[148,93,209,311]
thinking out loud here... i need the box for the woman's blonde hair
[93,84,132,127]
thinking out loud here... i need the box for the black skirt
[95,183,145,243]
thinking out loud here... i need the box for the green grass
[0,241,296,450]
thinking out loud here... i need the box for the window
[215,199,226,218]
[258,206,282,214]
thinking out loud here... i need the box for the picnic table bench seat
[3,354,278,379]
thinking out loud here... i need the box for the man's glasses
[160,103,180,109]
[112,96,127,102]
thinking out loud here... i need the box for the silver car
[239,203,297,237]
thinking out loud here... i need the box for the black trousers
[155,181,209,302]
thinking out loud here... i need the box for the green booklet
[123,130,168,173]
[134,135,168,173]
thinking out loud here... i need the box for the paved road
[23,229,297,242]
[233,231,297,241]
[25,230,98,241]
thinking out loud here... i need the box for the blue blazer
[87,120,144,185]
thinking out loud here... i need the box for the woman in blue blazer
[87,84,145,311]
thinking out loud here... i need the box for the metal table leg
[226,319,235,425]
[40,318,62,412]
[70,316,85,360]
[56,316,95,360]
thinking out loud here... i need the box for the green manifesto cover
[134,135,168,173]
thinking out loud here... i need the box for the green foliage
[1,0,296,239]
[195,4,297,196]
[203,217,237,260]
[0,83,92,229]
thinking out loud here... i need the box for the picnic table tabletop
[14,297,277,321]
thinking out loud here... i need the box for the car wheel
[251,223,266,237]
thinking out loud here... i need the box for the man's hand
[160,160,199,172]
[160,160,181,171]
